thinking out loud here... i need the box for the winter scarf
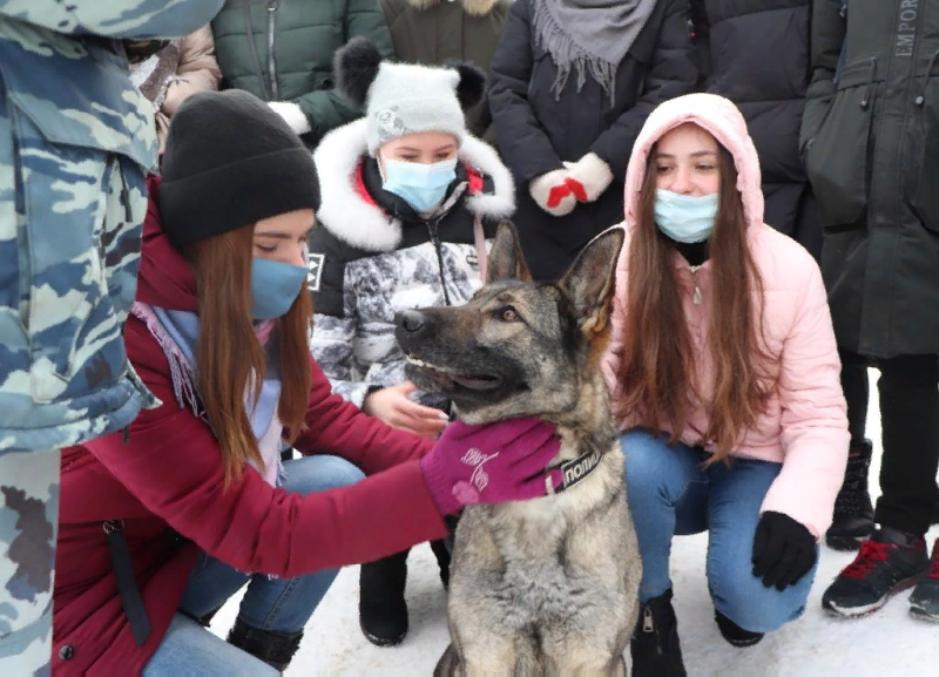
[131,302,285,486]
[532,0,657,103]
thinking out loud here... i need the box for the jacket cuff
[332,381,372,409]
[268,101,312,135]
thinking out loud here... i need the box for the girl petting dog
[51,90,561,674]
[604,93,849,676]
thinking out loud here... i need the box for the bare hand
[363,381,448,438]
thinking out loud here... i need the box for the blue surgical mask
[381,157,458,213]
[250,257,308,320]
[654,189,719,244]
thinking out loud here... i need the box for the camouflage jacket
[0,0,224,453]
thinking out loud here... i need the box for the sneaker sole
[825,534,867,552]
[823,575,922,619]
[910,604,939,623]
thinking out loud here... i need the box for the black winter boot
[227,617,303,672]
[359,549,409,646]
[826,439,875,550]
[714,610,763,647]
[630,589,685,677]
[932,484,939,525]
[429,538,452,589]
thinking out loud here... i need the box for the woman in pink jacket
[602,93,849,676]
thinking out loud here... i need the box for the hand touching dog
[420,419,562,515]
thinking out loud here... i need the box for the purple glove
[419,418,562,516]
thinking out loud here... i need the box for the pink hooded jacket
[602,93,849,538]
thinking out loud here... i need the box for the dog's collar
[545,449,602,495]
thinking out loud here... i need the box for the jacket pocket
[906,51,939,233]
[803,59,878,229]
[5,90,149,404]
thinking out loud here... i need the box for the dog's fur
[395,223,640,676]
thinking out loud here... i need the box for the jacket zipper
[267,0,280,100]
[427,218,453,306]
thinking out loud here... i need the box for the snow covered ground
[212,371,939,675]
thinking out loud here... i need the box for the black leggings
[840,352,939,536]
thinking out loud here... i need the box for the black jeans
[840,351,939,536]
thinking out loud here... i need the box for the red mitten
[562,152,614,203]
[530,169,577,216]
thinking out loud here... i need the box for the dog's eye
[499,306,519,322]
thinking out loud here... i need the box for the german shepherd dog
[395,223,640,676]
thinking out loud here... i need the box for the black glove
[751,511,817,591]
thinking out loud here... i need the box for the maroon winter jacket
[52,177,445,674]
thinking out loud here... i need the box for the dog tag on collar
[552,450,602,493]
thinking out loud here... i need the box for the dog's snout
[396,309,427,334]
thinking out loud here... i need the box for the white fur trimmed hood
[313,118,515,252]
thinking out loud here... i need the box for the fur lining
[313,119,515,252]
[407,0,499,17]
[452,62,487,110]
[461,134,515,220]
[334,37,382,108]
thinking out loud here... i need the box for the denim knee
[621,430,700,507]
[282,455,365,496]
[707,551,814,633]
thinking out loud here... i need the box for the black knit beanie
[159,89,320,248]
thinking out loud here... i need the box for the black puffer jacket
[801,0,939,357]
[692,0,821,259]
[488,0,696,281]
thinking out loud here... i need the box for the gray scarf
[532,0,658,104]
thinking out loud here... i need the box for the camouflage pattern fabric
[0,451,58,675]
[0,1,224,672]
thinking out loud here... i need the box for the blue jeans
[144,455,365,675]
[622,430,818,633]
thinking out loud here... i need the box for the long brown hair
[189,224,313,486]
[615,143,774,464]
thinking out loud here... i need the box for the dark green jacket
[212,0,393,145]
[379,0,510,138]
[800,0,939,357]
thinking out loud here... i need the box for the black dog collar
[546,450,602,494]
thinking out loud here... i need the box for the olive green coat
[212,0,393,145]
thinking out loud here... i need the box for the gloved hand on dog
[751,511,817,590]
[420,418,563,516]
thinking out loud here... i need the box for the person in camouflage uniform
[0,1,224,673]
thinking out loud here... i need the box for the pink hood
[604,93,849,538]
[623,93,765,229]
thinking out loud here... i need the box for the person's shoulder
[750,223,821,293]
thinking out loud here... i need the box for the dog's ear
[334,37,382,108]
[559,227,625,335]
[486,221,532,284]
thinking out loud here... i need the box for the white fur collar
[313,118,515,252]
[407,0,499,16]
